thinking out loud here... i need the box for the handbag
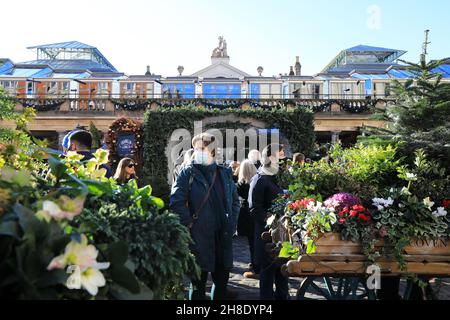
[187,168,218,222]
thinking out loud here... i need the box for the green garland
[143,106,315,200]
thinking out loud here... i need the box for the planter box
[314,233,363,254]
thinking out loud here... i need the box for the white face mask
[194,151,213,166]
[269,155,279,169]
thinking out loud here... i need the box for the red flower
[342,207,350,213]
[350,210,358,217]
[352,204,366,212]
[339,218,346,224]
[442,199,450,209]
[339,210,346,217]
[301,198,315,208]
[358,214,370,222]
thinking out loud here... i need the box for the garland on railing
[340,101,376,114]
[109,98,378,114]
[111,99,150,111]
[298,101,333,113]
[18,99,65,112]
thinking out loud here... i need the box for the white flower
[47,235,102,271]
[400,187,412,196]
[329,212,337,224]
[47,235,110,296]
[36,196,85,222]
[432,207,447,218]
[67,265,109,296]
[385,197,394,206]
[405,173,417,181]
[372,197,394,210]
[423,197,435,211]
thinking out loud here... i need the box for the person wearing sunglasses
[114,157,138,185]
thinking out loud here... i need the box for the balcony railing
[5,92,394,100]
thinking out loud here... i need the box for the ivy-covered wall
[143,106,315,199]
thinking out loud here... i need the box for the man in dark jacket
[249,143,289,300]
[170,133,240,300]
[67,130,113,178]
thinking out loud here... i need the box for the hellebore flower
[423,197,435,211]
[66,265,109,296]
[36,195,85,222]
[47,234,110,296]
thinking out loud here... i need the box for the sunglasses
[127,163,135,168]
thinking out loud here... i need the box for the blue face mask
[194,151,213,166]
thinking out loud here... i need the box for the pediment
[192,61,250,78]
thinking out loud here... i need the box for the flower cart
[267,188,450,300]
[280,233,450,300]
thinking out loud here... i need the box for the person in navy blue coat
[249,143,289,300]
[170,133,240,300]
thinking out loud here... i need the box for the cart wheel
[401,278,438,300]
[296,276,376,300]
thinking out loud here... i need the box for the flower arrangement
[324,192,361,214]
[282,198,337,254]
[337,204,372,225]
[274,147,450,279]
[0,149,142,299]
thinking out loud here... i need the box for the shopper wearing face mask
[248,143,289,300]
[170,133,240,300]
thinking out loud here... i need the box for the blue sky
[2,0,449,76]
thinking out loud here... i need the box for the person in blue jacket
[249,143,289,300]
[169,133,240,300]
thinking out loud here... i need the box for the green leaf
[149,196,164,209]
[48,157,68,179]
[81,180,112,196]
[108,242,129,266]
[36,269,67,288]
[13,203,36,232]
[109,265,140,294]
[306,240,317,254]
[279,242,294,258]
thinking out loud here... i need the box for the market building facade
[1,38,449,149]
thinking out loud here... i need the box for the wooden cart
[277,233,450,300]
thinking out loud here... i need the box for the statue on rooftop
[212,36,229,58]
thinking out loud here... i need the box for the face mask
[194,151,213,166]
[269,156,279,170]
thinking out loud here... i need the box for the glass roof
[26,41,117,72]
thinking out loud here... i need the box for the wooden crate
[283,234,450,277]
[285,258,450,277]
[314,233,450,256]
[315,233,362,254]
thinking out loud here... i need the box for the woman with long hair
[114,157,138,185]
[236,160,259,279]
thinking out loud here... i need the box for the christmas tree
[361,31,450,166]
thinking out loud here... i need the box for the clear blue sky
[2,0,449,76]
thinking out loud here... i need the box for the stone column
[331,131,341,144]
